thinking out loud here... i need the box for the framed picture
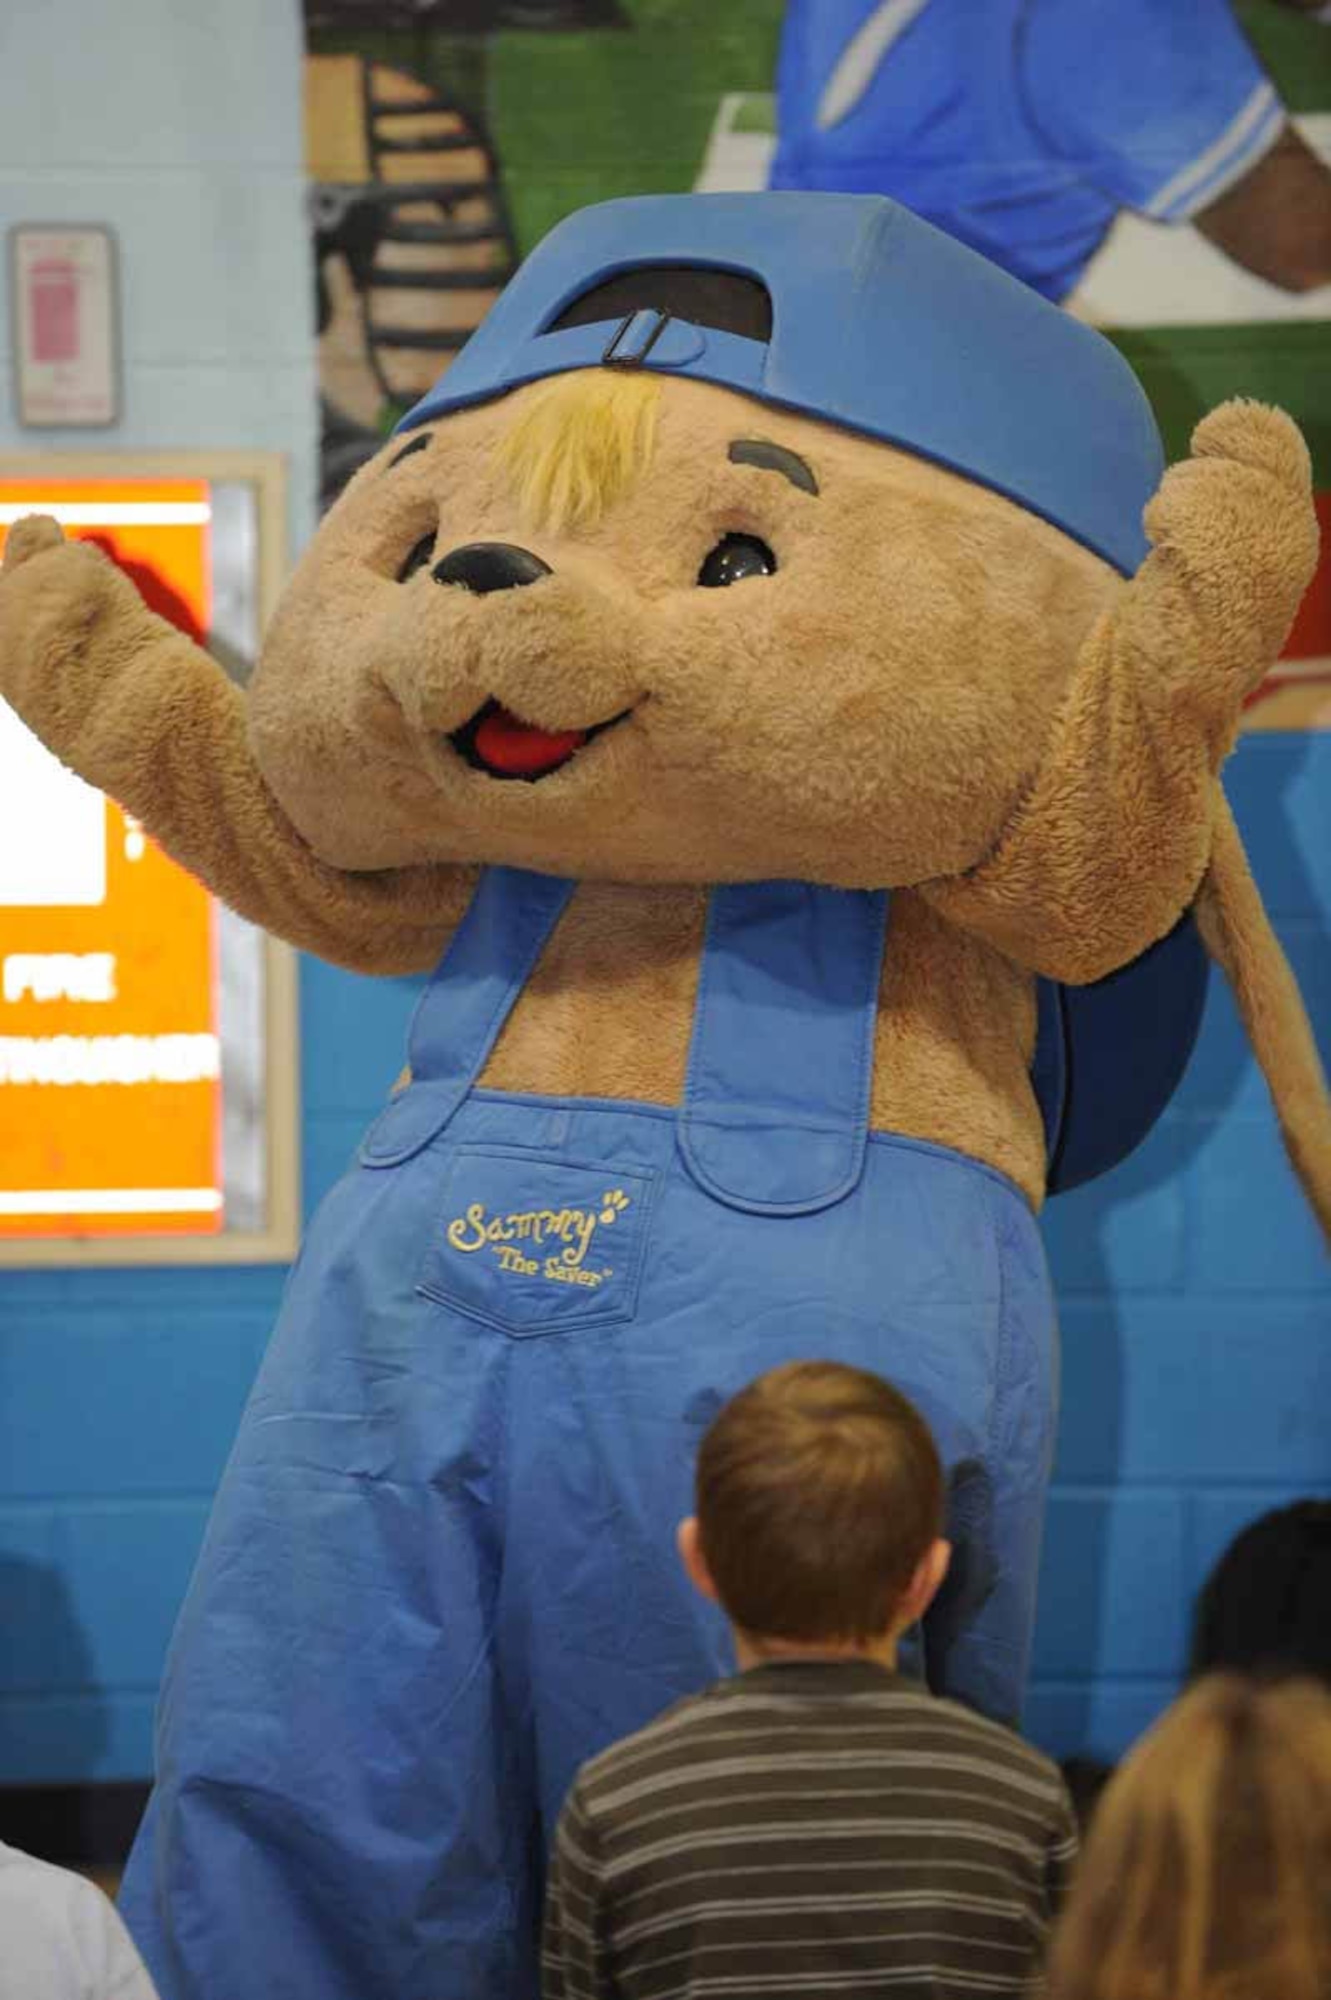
[0,452,299,1265]
[9,226,120,428]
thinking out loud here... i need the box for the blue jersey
[770,0,1284,300]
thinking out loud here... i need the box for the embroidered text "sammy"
[447,1187,631,1289]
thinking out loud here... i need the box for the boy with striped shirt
[543,1361,1077,1999]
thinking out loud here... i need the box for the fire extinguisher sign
[9,226,119,428]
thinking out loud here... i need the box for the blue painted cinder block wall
[3,738,1326,1782]
[1029,732,1331,1759]
[0,961,420,1781]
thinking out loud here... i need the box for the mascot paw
[1140,401,1320,673]
[0,514,137,741]
[1189,399,1312,495]
[2,512,67,571]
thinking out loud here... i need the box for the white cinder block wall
[0,0,315,543]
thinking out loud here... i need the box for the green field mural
[303,0,1329,721]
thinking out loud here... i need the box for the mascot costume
[0,194,1327,1999]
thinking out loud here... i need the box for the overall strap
[679,882,890,1214]
[360,867,575,1167]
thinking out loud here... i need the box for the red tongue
[473,705,588,777]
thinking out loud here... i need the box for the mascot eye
[697,533,777,588]
[397,533,436,583]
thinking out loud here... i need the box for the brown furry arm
[0,519,473,973]
[922,402,1320,983]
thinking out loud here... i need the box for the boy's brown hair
[694,1361,944,1646]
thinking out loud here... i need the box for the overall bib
[120,869,1058,2000]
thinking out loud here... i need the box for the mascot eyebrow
[728,438,819,495]
[386,432,434,472]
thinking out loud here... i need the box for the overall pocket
[418,1146,657,1338]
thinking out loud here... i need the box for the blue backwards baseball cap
[398,191,1163,577]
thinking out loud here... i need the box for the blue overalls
[120,869,1058,2000]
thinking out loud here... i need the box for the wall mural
[302,0,626,507]
[301,0,1330,723]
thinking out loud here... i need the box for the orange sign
[0,480,222,1236]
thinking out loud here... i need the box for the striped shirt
[542,1660,1078,2000]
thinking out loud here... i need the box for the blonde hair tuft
[499,370,661,534]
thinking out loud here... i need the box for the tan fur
[477,884,1047,1201]
[924,402,1322,981]
[241,379,1123,883]
[0,383,1324,1225]
[0,522,473,969]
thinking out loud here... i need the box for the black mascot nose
[431,543,552,594]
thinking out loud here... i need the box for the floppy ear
[923,402,1319,986]
[1196,793,1331,1246]
[0,516,472,973]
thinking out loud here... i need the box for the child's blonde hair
[1047,1674,1331,2000]
[498,370,660,535]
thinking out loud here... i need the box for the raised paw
[1138,400,1320,674]
[0,520,144,747]
[2,513,66,572]
[1113,399,1322,725]
[1189,399,1311,496]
